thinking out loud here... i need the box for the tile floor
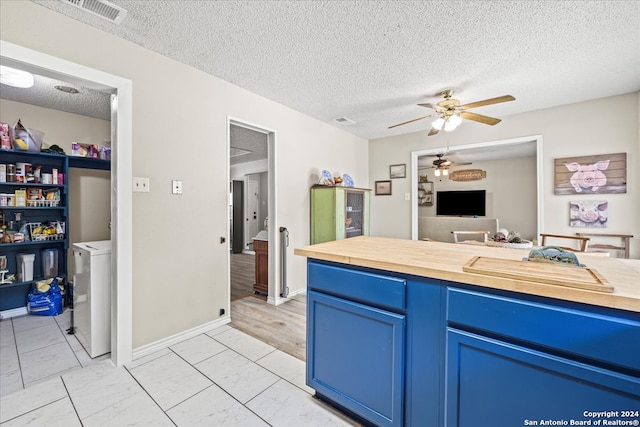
[0,310,360,426]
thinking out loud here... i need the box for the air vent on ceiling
[60,0,128,24]
[333,117,356,126]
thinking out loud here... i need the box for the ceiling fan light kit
[390,90,515,136]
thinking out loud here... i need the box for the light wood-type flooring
[230,252,307,362]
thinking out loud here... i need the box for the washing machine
[73,240,111,358]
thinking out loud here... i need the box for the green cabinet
[310,185,370,244]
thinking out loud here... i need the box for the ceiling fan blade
[388,114,434,129]
[460,111,502,126]
[449,162,472,167]
[459,95,515,110]
[418,103,438,110]
[427,128,439,136]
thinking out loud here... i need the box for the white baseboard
[0,306,28,319]
[268,287,306,306]
[131,316,231,360]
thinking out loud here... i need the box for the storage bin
[41,248,58,278]
[17,253,35,282]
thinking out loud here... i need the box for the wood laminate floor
[230,252,307,361]
[230,294,307,361]
[230,252,256,301]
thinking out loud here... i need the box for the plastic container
[17,253,35,282]
[41,248,59,278]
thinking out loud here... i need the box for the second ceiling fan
[389,90,515,136]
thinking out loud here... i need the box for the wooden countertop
[294,236,640,313]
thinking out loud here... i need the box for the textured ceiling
[27,0,640,141]
[4,1,640,148]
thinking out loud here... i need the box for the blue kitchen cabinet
[446,328,640,427]
[304,259,640,427]
[446,287,640,427]
[307,262,406,427]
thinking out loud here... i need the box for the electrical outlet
[133,177,150,192]
[405,192,411,201]
[172,180,183,195]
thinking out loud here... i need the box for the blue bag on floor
[27,278,63,316]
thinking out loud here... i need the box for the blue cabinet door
[446,328,640,427]
[307,290,405,427]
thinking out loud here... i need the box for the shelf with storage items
[1,149,69,312]
[417,176,434,206]
[310,185,371,244]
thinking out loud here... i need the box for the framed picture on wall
[375,180,392,195]
[389,164,406,179]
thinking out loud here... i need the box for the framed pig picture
[554,153,626,195]
[570,201,608,228]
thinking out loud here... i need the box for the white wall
[0,1,369,347]
[418,156,538,240]
[369,92,639,258]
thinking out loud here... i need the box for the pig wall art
[554,153,626,195]
[570,201,608,228]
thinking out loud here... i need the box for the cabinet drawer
[308,262,405,311]
[447,288,640,372]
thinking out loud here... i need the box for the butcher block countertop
[294,236,640,313]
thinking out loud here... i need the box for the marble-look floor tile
[75,348,110,368]
[128,351,212,411]
[125,347,171,370]
[167,383,269,427]
[170,333,227,365]
[0,368,23,397]
[82,390,174,427]
[20,341,80,386]
[205,324,232,337]
[247,379,360,427]
[53,310,71,331]
[0,376,67,423]
[0,343,19,374]
[212,328,276,361]
[62,361,140,420]
[257,349,313,394]
[11,315,55,333]
[196,349,279,404]
[15,323,66,354]
[0,321,15,348]
[1,396,81,427]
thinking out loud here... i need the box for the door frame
[410,134,544,241]
[1,40,134,365]
[227,118,281,304]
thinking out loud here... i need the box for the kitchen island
[294,237,640,427]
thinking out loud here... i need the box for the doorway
[0,41,133,366]
[228,120,276,304]
[410,134,544,241]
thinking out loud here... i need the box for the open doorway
[1,41,133,367]
[410,135,544,242]
[228,121,273,302]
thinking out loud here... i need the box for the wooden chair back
[540,233,590,252]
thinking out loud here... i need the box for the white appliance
[73,240,111,358]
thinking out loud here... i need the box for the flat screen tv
[436,190,486,217]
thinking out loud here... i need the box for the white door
[246,178,259,249]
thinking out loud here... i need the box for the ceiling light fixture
[434,169,441,177]
[431,114,462,132]
[0,65,34,88]
[55,85,80,94]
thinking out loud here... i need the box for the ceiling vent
[60,0,128,24]
[333,117,356,126]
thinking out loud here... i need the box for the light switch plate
[405,192,411,201]
[172,180,183,195]
[133,177,150,192]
